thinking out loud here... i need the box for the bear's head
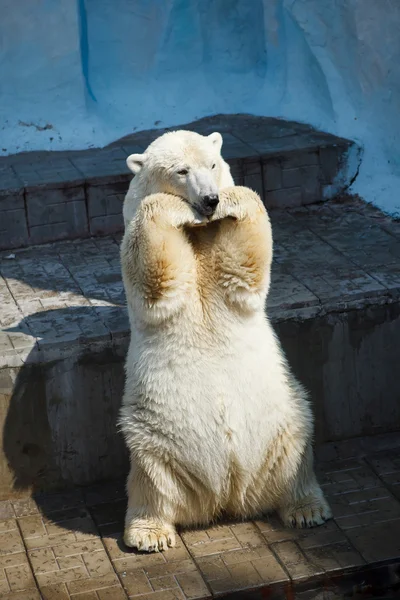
[126,130,230,217]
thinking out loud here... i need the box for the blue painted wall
[1,0,399,214]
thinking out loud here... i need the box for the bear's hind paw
[124,523,176,552]
[279,491,332,529]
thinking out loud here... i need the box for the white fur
[119,137,331,554]
[123,130,234,226]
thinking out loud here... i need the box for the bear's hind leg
[277,446,332,529]
[124,458,177,552]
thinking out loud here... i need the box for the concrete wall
[1,0,400,215]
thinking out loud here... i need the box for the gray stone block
[106,193,124,217]
[301,165,322,204]
[276,303,400,444]
[221,133,256,160]
[27,185,86,226]
[13,156,83,190]
[121,143,146,156]
[233,121,297,143]
[87,181,126,219]
[126,130,169,149]
[26,186,88,245]
[243,158,264,197]
[71,147,131,183]
[227,160,244,186]
[90,214,124,236]
[282,167,303,188]
[282,164,321,204]
[320,145,339,182]
[0,330,16,355]
[186,115,233,135]
[0,189,25,211]
[282,149,320,169]
[263,160,282,192]
[265,187,302,208]
[0,164,24,193]
[93,305,129,338]
[248,135,303,156]
[87,181,126,235]
[28,198,88,245]
[0,208,29,250]
[0,187,27,251]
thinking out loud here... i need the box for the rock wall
[1,0,399,214]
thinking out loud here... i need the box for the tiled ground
[1,196,399,368]
[0,452,399,599]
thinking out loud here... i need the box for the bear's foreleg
[121,193,204,325]
[211,186,273,313]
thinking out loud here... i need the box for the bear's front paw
[279,490,332,529]
[211,187,262,223]
[210,201,240,222]
[124,523,176,552]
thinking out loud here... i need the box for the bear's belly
[125,317,292,495]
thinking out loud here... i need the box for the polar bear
[122,130,234,227]
[120,173,332,552]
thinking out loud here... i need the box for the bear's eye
[211,163,216,169]
[177,169,188,176]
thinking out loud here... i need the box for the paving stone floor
[1,450,400,599]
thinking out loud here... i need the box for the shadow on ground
[2,306,129,535]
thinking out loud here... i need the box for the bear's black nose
[202,194,219,213]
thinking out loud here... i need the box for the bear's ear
[126,153,146,174]
[208,132,223,152]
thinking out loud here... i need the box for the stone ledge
[0,196,399,496]
[1,196,398,368]
[0,115,360,250]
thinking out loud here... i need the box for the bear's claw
[124,525,176,553]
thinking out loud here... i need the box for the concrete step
[0,196,399,499]
[0,114,360,250]
[0,447,400,600]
